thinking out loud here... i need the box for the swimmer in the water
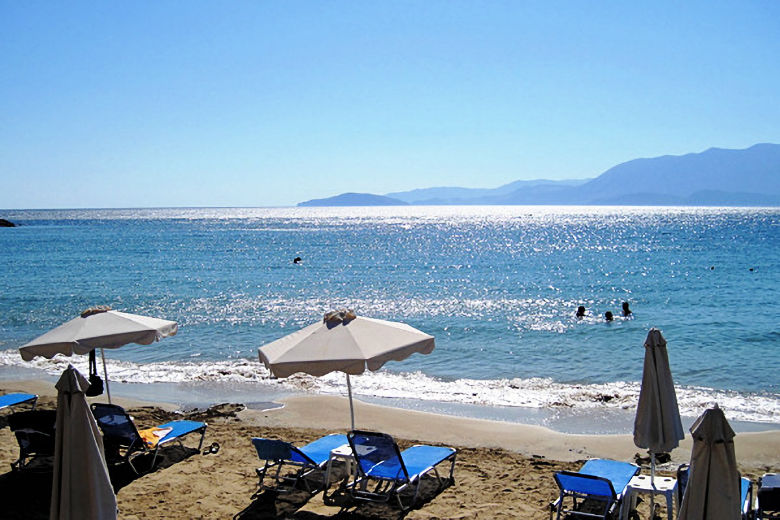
[293,256,302,264]
[576,306,586,319]
[622,301,632,317]
[605,311,614,322]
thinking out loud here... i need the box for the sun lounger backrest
[348,430,409,482]
[555,471,617,498]
[758,473,780,513]
[7,409,57,455]
[677,463,690,504]
[251,437,303,464]
[579,459,638,494]
[90,403,141,447]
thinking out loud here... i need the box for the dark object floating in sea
[293,256,302,264]
[0,218,16,227]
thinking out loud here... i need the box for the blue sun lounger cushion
[741,477,753,519]
[251,433,347,494]
[91,403,207,474]
[552,458,640,520]
[0,393,37,412]
[346,430,456,511]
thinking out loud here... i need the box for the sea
[1,206,778,434]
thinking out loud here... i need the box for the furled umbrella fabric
[50,365,117,520]
[633,328,685,454]
[19,308,178,402]
[678,405,741,520]
[259,310,435,429]
[633,328,685,516]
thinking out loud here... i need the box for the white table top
[330,444,353,457]
[627,474,677,492]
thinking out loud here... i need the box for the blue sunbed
[7,409,56,470]
[552,459,640,520]
[0,393,37,412]
[91,403,207,474]
[346,430,456,511]
[251,433,348,494]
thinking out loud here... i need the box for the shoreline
[3,352,778,429]
[3,378,779,468]
[2,372,779,435]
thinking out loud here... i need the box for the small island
[298,192,409,207]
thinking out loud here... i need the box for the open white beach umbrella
[259,310,435,430]
[633,328,684,510]
[19,308,178,403]
[678,405,741,520]
[50,365,117,520]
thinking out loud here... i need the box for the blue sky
[1,1,778,208]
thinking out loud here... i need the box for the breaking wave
[2,350,776,425]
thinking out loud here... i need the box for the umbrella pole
[650,452,656,516]
[346,373,355,431]
[100,348,112,404]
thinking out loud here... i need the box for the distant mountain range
[297,143,780,206]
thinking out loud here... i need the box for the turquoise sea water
[0,206,778,428]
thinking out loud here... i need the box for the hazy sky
[1,1,779,208]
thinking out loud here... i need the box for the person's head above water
[621,301,631,316]
[576,305,586,318]
[605,311,614,321]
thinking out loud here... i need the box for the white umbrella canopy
[19,308,177,360]
[19,307,178,402]
[633,328,684,509]
[678,405,741,520]
[259,310,435,429]
[50,365,117,520]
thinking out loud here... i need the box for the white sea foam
[1,349,776,425]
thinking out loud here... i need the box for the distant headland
[298,143,780,207]
[298,192,409,207]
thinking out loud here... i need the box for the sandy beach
[1,379,778,519]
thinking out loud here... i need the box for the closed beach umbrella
[259,310,435,430]
[50,365,117,520]
[19,307,178,403]
[678,405,741,520]
[633,328,684,509]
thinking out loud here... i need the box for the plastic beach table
[619,474,677,520]
[324,443,356,486]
